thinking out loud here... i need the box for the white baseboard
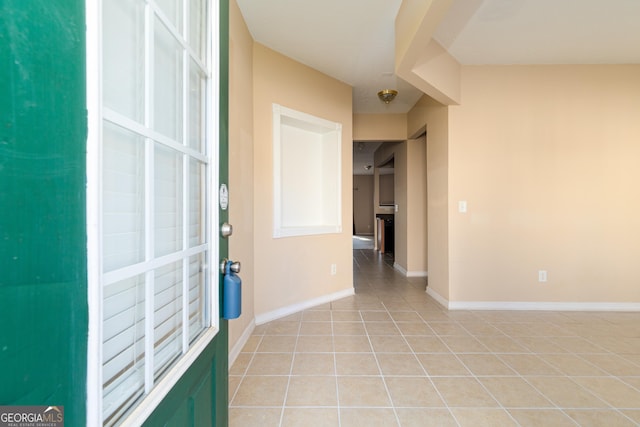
[393,263,407,276]
[407,270,428,278]
[228,318,255,370]
[255,287,355,325]
[425,287,640,312]
[426,286,449,308]
[393,263,428,278]
[449,301,640,311]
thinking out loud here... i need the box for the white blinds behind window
[189,0,205,60]
[189,159,204,247]
[188,253,207,342]
[188,62,206,152]
[156,0,183,33]
[153,262,183,378]
[154,17,183,143]
[103,123,145,272]
[103,0,145,123]
[154,145,183,257]
[101,0,211,424]
[102,275,145,425]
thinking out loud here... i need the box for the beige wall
[371,144,397,249]
[253,43,354,317]
[353,175,374,235]
[406,136,428,275]
[395,0,460,105]
[228,0,255,348]
[393,143,408,270]
[353,114,406,141]
[371,140,428,276]
[408,96,450,299]
[448,65,640,303]
[379,174,394,205]
[373,142,399,219]
[373,142,399,166]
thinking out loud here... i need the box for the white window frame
[85,0,220,425]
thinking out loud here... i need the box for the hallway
[229,249,640,426]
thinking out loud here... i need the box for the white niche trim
[273,104,342,238]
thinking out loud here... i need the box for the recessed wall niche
[273,104,342,238]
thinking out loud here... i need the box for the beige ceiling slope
[395,0,461,106]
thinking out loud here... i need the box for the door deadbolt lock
[221,222,233,238]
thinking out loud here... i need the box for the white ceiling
[236,0,640,174]
[434,0,640,65]
[236,0,422,114]
[236,0,640,115]
[353,141,381,176]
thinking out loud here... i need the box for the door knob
[220,258,241,274]
[229,261,241,273]
[221,222,233,238]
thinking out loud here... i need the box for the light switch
[458,201,467,213]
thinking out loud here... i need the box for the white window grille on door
[86,0,219,425]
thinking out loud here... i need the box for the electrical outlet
[538,270,548,283]
[331,264,337,275]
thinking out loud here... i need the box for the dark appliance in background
[376,213,394,254]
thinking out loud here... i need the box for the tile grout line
[363,303,403,427]
[490,331,613,425]
[386,300,463,427]
[490,341,576,421]
[229,334,264,408]
[230,250,640,426]
[451,328,545,426]
[329,305,342,427]
[277,318,302,427]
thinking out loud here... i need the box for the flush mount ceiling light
[377,89,398,104]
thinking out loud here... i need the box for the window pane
[154,17,183,142]
[99,0,212,422]
[189,159,204,247]
[102,275,145,425]
[188,60,206,152]
[189,0,206,61]
[188,253,207,342]
[103,122,145,272]
[103,0,145,122]
[154,262,183,379]
[154,145,183,256]
[155,0,183,34]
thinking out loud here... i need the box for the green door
[0,2,88,426]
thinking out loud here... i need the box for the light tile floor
[229,249,640,426]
